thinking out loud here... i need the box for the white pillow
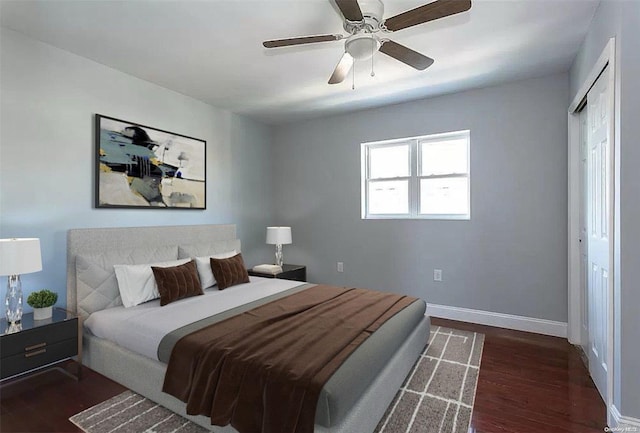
[195,250,237,290]
[114,258,190,308]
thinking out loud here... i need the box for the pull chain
[371,35,375,77]
[352,60,355,90]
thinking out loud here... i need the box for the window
[361,130,470,219]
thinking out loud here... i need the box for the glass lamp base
[5,274,23,325]
[6,322,22,334]
[275,244,284,267]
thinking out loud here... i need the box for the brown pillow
[152,260,203,306]
[210,253,250,290]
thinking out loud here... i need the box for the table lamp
[266,227,292,267]
[0,238,42,324]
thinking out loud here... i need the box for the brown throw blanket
[163,285,417,433]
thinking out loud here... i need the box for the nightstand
[0,308,81,381]
[248,264,307,282]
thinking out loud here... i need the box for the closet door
[585,65,611,400]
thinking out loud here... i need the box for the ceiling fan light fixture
[345,34,380,61]
[262,0,471,86]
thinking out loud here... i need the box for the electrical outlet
[433,269,442,282]
[337,262,344,273]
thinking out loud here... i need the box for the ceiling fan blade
[384,0,472,32]
[335,0,364,21]
[328,52,354,84]
[379,40,434,70]
[263,34,343,48]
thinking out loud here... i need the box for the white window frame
[361,130,470,220]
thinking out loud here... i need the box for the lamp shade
[0,238,42,276]
[266,227,292,245]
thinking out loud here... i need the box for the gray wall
[569,0,640,420]
[0,28,274,313]
[272,73,569,323]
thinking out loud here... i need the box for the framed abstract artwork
[95,114,206,209]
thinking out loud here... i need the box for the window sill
[362,214,470,221]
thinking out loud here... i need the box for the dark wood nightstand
[248,264,307,282]
[0,308,81,381]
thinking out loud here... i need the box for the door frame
[567,37,616,424]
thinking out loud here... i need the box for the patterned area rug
[375,326,484,433]
[69,391,208,433]
[70,326,483,433]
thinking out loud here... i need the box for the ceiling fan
[262,0,472,85]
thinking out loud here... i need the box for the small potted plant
[27,289,58,320]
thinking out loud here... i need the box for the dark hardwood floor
[0,319,606,433]
[431,318,607,433]
[0,362,126,433]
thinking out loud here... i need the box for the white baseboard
[610,404,640,430]
[426,303,567,338]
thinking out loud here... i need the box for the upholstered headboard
[67,224,239,317]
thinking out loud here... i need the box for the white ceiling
[0,0,599,124]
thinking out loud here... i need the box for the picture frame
[95,114,206,209]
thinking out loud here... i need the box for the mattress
[84,277,427,428]
[84,276,303,361]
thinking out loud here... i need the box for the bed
[66,224,430,433]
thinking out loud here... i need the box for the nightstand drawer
[0,319,77,358]
[1,337,78,379]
